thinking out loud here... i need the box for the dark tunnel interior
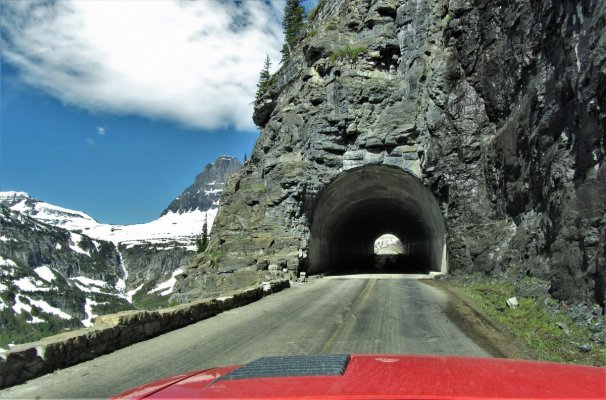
[308,166,447,275]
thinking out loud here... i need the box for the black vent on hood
[218,354,350,380]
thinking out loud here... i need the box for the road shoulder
[422,279,536,360]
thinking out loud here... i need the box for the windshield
[0,0,604,398]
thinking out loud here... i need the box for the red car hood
[113,354,605,399]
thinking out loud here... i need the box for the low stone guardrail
[0,279,290,388]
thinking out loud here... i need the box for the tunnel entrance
[308,166,447,275]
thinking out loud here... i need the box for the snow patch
[204,189,222,195]
[125,283,144,303]
[0,256,18,272]
[14,277,50,292]
[26,296,72,320]
[70,276,111,294]
[0,191,29,200]
[12,295,32,315]
[81,298,98,327]
[71,276,108,287]
[27,316,45,324]
[71,282,103,294]
[55,243,62,250]
[147,269,183,296]
[34,266,56,282]
[69,232,90,256]
[11,199,29,213]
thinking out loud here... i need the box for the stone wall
[174,0,605,307]
[0,280,290,388]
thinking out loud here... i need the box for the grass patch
[329,45,367,64]
[210,250,223,264]
[134,295,169,311]
[448,275,605,366]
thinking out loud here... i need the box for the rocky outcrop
[122,155,242,304]
[174,0,605,307]
[162,156,242,215]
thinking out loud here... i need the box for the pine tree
[281,0,305,61]
[197,219,208,253]
[255,55,272,103]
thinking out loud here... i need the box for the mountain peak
[161,155,242,216]
[0,191,31,204]
[0,191,98,229]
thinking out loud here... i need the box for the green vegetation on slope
[447,274,605,367]
[329,45,368,64]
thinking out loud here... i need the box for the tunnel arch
[308,165,447,275]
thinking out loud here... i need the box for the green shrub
[444,14,453,26]
[210,250,222,263]
[329,45,367,64]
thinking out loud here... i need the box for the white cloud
[1,0,285,131]
[96,126,106,135]
[86,138,96,146]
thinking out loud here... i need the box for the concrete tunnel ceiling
[309,166,447,275]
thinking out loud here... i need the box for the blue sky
[0,0,316,225]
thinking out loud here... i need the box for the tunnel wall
[308,166,446,274]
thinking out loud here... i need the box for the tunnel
[308,165,447,275]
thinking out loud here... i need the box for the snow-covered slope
[0,192,99,231]
[85,209,218,250]
[0,206,132,351]
[0,192,216,250]
[0,156,242,249]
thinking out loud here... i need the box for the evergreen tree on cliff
[281,0,305,60]
[197,219,208,253]
[255,55,272,103]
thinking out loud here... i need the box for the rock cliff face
[162,156,242,215]
[175,0,605,307]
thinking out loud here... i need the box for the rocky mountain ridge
[162,156,242,215]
